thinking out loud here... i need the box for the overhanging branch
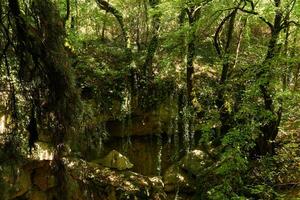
[238,7,274,30]
[95,0,127,46]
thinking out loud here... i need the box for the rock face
[106,100,177,138]
[33,170,56,191]
[72,98,179,176]
[106,113,162,137]
[96,150,134,170]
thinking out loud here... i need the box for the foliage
[0,0,299,199]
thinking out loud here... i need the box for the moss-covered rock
[163,165,195,193]
[95,150,134,170]
[33,172,56,191]
[66,158,167,199]
[6,158,166,200]
[179,150,206,175]
[10,169,32,199]
[30,190,47,200]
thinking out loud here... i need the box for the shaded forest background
[0,0,299,199]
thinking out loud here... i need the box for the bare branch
[281,20,300,29]
[213,8,239,58]
[238,7,274,30]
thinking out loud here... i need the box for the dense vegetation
[0,0,299,199]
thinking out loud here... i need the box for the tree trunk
[255,0,283,156]
[142,0,160,78]
[187,12,195,107]
[213,9,237,145]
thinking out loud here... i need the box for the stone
[10,169,32,198]
[179,150,206,175]
[163,165,195,192]
[33,172,56,191]
[26,160,56,191]
[30,190,47,200]
[97,150,134,170]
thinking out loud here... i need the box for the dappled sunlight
[0,115,5,134]
[28,142,54,160]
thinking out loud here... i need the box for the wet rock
[179,150,206,175]
[96,150,134,170]
[163,165,195,192]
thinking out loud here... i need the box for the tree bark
[63,0,70,28]
[213,9,237,145]
[187,9,195,107]
[142,0,160,78]
[255,0,283,155]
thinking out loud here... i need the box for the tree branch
[213,11,236,57]
[63,0,70,27]
[238,7,274,30]
[281,20,300,29]
[95,0,127,46]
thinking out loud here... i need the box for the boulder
[163,165,195,192]
[10,169,32,198]
[20,160,56,191]
[97,150,134,170]
[33,172,56,191]
[179,150,206,175]
[30,190,47,200]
